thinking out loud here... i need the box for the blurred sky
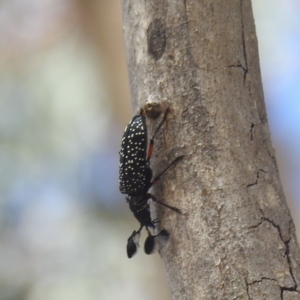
[252,0,300,227]
[0,1,299,300]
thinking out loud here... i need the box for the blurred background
[0,0,299,299]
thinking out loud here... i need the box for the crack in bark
[240,0,248,84]
[248,208,264,229]
[245,277,277,299]
[226,0,249,84]
[281,288,300,300]
[245,278,251,299]
[246,169,267,188]
[245,272,300,299]
[249,212,297,294]
[281,237,298,293]
[247,277,277,286]
[248,220,263,230]
[248,216,298,296]
[227,64,247,72]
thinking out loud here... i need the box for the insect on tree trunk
[121,0,300,299]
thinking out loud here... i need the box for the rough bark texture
[121,0,300,299]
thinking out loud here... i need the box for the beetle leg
[146,108,170,162]
[147,193,182,214]
[151,155,184,185]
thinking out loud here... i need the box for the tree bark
[121,1,300,299]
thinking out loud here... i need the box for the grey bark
[121,0,300,299]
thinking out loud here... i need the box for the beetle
[119,108,182,258]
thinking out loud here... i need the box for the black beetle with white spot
[119,107,183,258]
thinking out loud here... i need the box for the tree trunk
[121,0,300,299]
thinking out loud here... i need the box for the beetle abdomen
[119,114,149,195]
